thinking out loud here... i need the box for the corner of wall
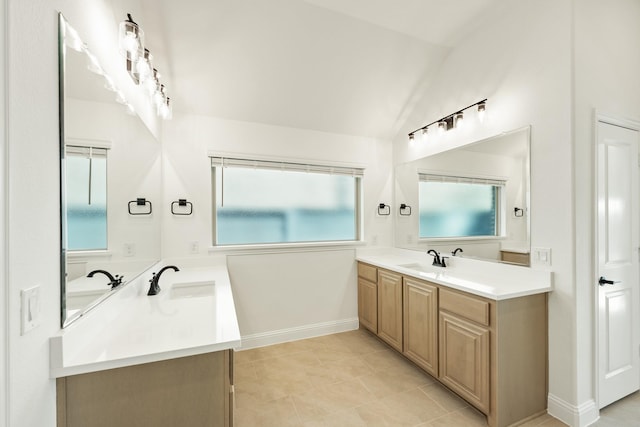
[0,0,8,423]
[548,394,599,427]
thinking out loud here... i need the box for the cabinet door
[358,277,378,333]
[403,278,438,376]
[377,269,403,351]
[439,312,490,414]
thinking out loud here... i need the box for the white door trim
[593,110,640,410]
[0,0,8,425]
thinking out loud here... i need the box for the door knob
[599,276,618,286]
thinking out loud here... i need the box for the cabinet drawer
[357,262,377,283]
[440,289,490,326]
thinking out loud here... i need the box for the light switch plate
[532,247,552,266]
[21,286,41,335]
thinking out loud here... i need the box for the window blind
[66,146,108,158]
[418,173,505,187]
[211,156,364,178]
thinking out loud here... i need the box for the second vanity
[50,262,241,427]
[356,249,552,427]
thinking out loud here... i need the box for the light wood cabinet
[57,350,234,427]
[500,250,530,266]
[377,269,403,351]
[439,310,490,413]
[355,261,548,427]
[357,263,377,333]
[403,277,438,376]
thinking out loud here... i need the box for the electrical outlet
[124,243,135,257]
[21,286,41,335]
[190,241,200,254]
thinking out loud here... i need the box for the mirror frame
[394,125,531,265]
[58,13,160,326]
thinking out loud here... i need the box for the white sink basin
[170,280,215,299]
[397,262,436,273]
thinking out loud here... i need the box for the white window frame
[210,155,365,250]
[64,141,110,252]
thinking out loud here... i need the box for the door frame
[0,0,8,424]
[593,111,640,409]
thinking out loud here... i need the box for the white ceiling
[138,0,501,139]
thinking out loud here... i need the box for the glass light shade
[438,121,446,134]
[118,15,144,61]
[136,49,153,82]
[159,97,173,120]
[477,102,486,123]
[455,112,464,128]
[145,69,160,95]
[421,128,428,142]
[153,84,166,108]
[408,133,415,143]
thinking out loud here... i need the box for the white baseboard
[548,394,599,427]
[237,318,359,350]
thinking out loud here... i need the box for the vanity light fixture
[407,99,487,143]
[119,13,172,120]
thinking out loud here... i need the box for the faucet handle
[440,256,448,268]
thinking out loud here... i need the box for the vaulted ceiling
[138,0,501,139]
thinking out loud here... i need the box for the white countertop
[51,264,241,378]
[357,248,552,300]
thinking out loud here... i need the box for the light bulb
[421,127,428,142]
[136,49,152,82]
[118,14,144,61]
[477,101,486,123]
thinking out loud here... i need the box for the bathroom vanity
[356,250,552,427]
[51,264,241,427]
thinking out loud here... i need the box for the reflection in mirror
[395,126,530,266]
[59,15,161,326]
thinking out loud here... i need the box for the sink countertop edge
[50,264,241,378]
[356,252,553,300]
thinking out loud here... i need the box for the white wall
[573,0,640,422]
[161,113,394,345]
[392,0,578,422]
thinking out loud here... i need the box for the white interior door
[597,119,640,409]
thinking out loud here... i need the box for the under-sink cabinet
[356,261,548,427]
[376,268,403,351]
[403,277,438,377]
[357,262,378,333]
[56,350,234,427]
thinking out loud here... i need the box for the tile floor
[233,328,567,427]
[593,390,640,427]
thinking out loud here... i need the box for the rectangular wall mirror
[395,126,530,266]
[59,14,162,326]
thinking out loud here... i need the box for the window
[65,146,108,250]
[418,174,504,239]
[211,157,363,245]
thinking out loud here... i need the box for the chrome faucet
[427,250,447,267]
[147,265,180,296]
[87,269,123,289]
